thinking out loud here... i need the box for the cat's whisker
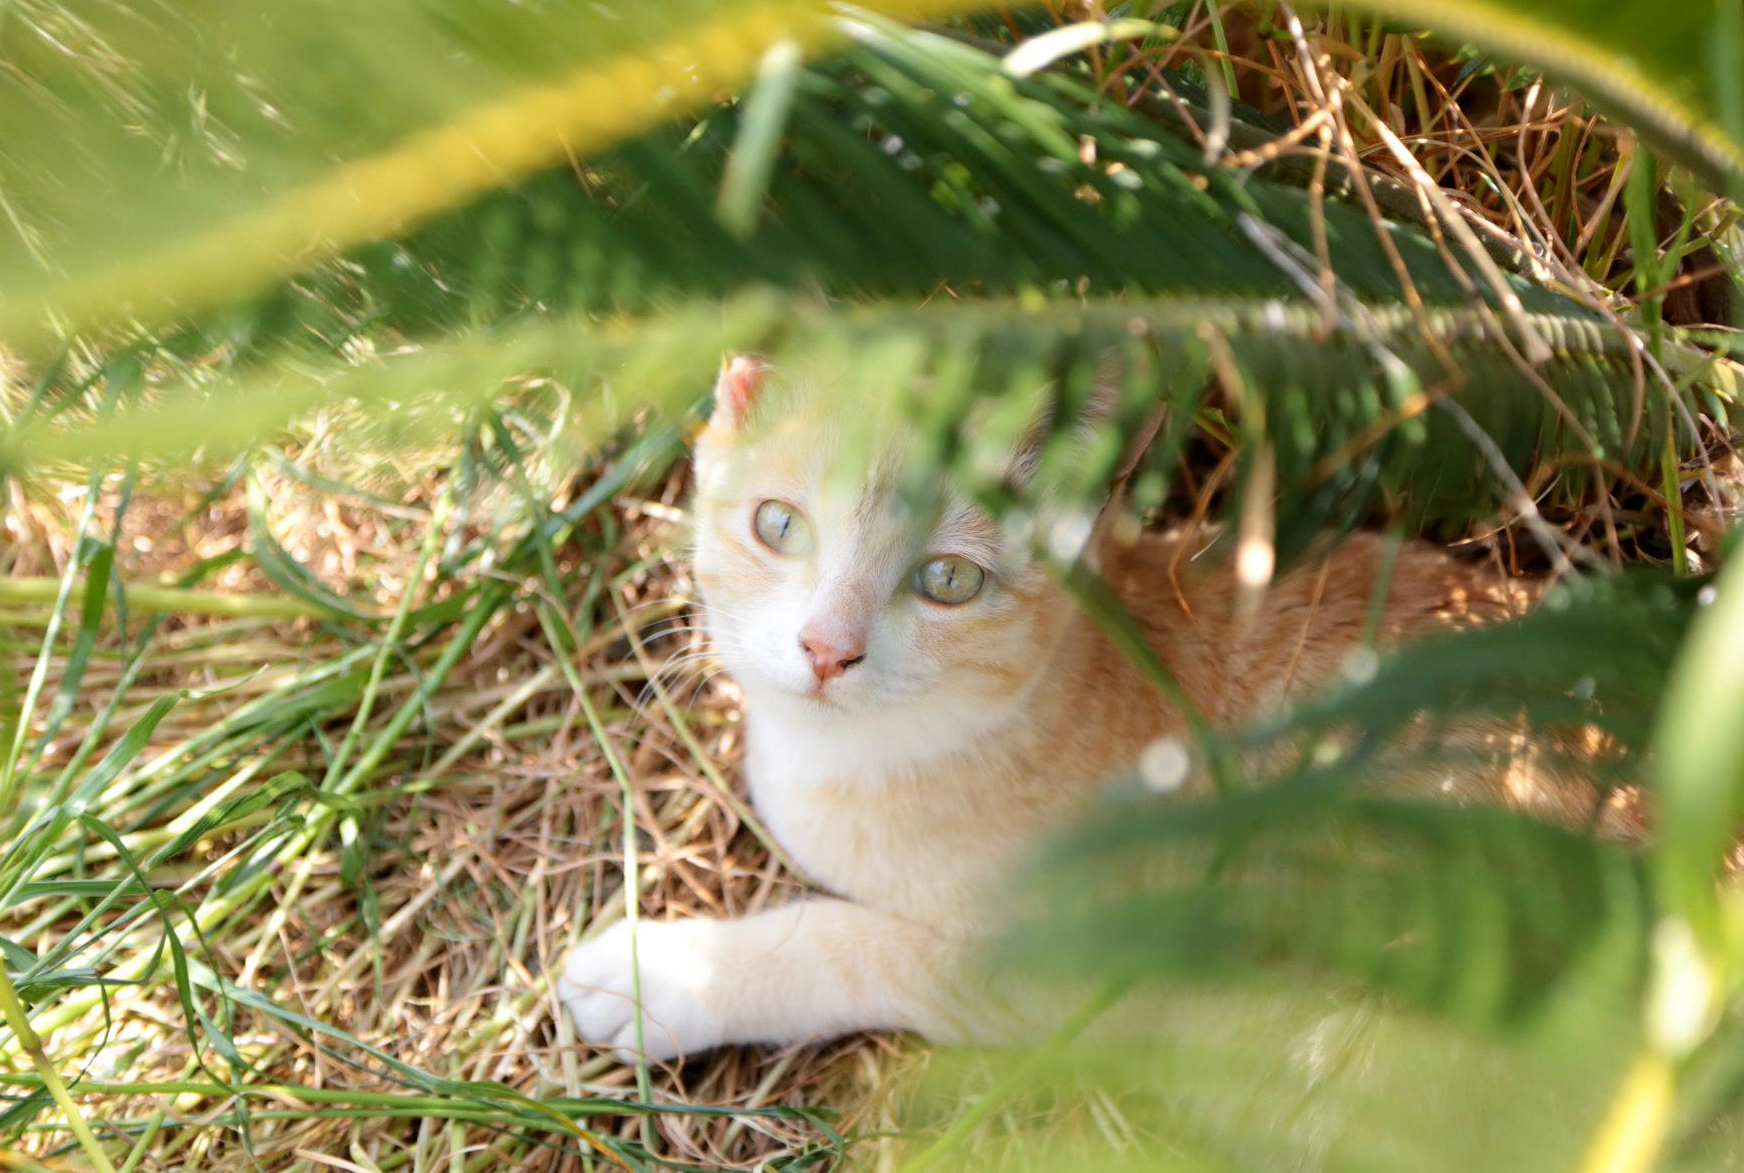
[634,661,730,712]
[612,596,698,625]
[615,613,708,646]
[635,624,716,644]
[693,601,755,625]
[684,678,731,708]
[664,666,731,708]
[645,653,722,682]
[634,648,731,703]
[649,660,728,692]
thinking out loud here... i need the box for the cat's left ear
[1007,373,1123,487]
[709,354,772,430]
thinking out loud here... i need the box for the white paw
[557,917,729,1063]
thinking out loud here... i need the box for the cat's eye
[752,499,813,555]
[914,555,986,605]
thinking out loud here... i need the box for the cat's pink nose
[799,630,866,684]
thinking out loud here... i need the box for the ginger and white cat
[558,355,1618,1061]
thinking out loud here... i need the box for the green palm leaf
[6,0,1742,348]
[1009,570,1691,1021]
[7,21,1736,565]
[0,0,971,346]
[963,570,1707,1171]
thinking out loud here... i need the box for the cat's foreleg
[558,898,974,1061]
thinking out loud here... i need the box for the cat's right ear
[708,354,772,431]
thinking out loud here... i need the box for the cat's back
[1099,527,1637,835]
[1097,527,1537,723]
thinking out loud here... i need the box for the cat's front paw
[557,917,729,1063]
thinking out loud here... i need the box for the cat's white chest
[741,715,1015,929]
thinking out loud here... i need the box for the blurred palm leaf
[6,1,1742,349]
[0,0,982,344]
[7,21,1737,565]
[1011,571,1692,1024]
[963,570,1718,1171]
[1019,795,1646,1022]
[6,292,1732,562]
[909,949,1648,1173]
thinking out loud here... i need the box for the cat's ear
[710,354,772,430]
[1007,371,1123,487]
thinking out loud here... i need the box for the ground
[2,420,927,1170]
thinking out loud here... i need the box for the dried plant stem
[0,577,331,620]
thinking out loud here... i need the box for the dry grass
[1148,1,1734,325]
[4,425,944,1169]
[1102,1,1741,569]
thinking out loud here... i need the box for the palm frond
[8,22,1736,564]
[965,569,1710,1171]
[7,0,1742,348]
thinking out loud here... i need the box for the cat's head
[689,355,1076,744]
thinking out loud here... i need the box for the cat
[557,354,1630,1062]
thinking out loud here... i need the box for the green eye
[753,499,812,555]
[915,555,986,605]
